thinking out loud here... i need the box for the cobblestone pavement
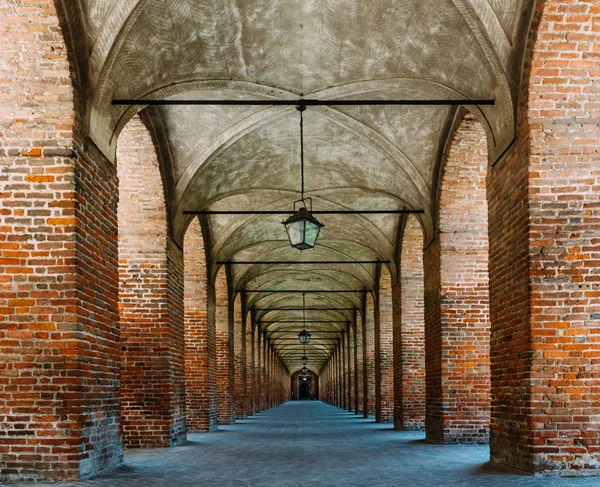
[5,401,600,487]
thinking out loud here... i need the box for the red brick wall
[355,319,364,414]
[233,294,246,419]
[377,266,394,423]
[397,215,426,430]
[117,116,186,448]
[0,2,122,480]
[247,318,255,414]
[255,325,262,411]
[184,221,217,431]
[365,295,376,417]
[488,0,600,474]
[215,268,235,425]
[424,112,491,444]
[347,325,356,412]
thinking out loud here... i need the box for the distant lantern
[283,205,323,251]
[298,329,311,344]
[300,355,309,365]
[302,366,308,375]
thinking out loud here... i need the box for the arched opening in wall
[398,215,426,430]
[184,219,216,432]
[424,110,491,444]
[291,370,318,400]
[116,115,186,448]
[215,266,235,425]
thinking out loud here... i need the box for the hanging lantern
[298,329,311,344]
[302,366,308,375]
[300,355,309,365]
[283,204,323,251]
[282,105,324,250]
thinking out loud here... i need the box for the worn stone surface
[7,401,600,487]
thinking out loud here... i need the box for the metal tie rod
[219,260,389,265]
[112,98,495,106]
[185,209,422,215]
[241,289,366,293]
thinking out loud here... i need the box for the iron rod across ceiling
[255,307,356,311]
[219,260,388,264]
[184,209,422,215]
[242,289,366,293]
[112,98,495,106]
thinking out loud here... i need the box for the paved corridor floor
[6,401,600,487]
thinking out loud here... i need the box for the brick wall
[355,319,364,414]
[424,112,491,444]
[348,327,354,412]
[488,0,600,474]
[365,295,376,417]
[233,294,246,419]
[117,116,186,448]
[184,221,217,431]
[247,318,255,414]
[215,268,235,425]
[377,266,394,423]
[397,215,426,430]
[0,1,122,480]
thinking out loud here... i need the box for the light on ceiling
[301,355,309,365]
[283,105,323,250]
[302,366,308,375]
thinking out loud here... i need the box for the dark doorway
[299,380,311,400]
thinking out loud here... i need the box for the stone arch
[487,0,600,474]
[424,111,491,444]
[117,114,186,448]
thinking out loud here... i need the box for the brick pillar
[215,269,234,425]
[184,221,217,432]
[365,296,376,417]
[234,295,245,419]
[376,266,394,423]
[488,1,600,474]
[117,117,186,448]
[256,326,262,411]
[261,331,267,410]
[348,327,354,412]
[341,336,347,409]
[0,2,122,475]
[424,112,491,444]
[394,215,426,430]
[353,323,359,413]
[355,320,364,414]
[248,320,256,414]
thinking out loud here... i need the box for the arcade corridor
[8,402,600,487]
[1,0,599,483]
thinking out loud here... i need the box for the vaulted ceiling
[65,0,534,372]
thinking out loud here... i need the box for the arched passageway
[1,0,599,482]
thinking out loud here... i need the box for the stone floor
[5,401,600,487]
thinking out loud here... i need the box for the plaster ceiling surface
[68,0,532,370]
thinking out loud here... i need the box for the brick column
[376,266,394,423]
[184,222,217,432]
[118,117,186,448]
[355,320,364,414]
[365,296,376,417]
[488,1,600,474]
[249,320,256,414]
[234,295,245,419]
[424,113,490,444]
[341,336,347,409]
[348,327,354,412]
[0,3,124,480]
[395,215,426,430]
[215,269,234,425]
